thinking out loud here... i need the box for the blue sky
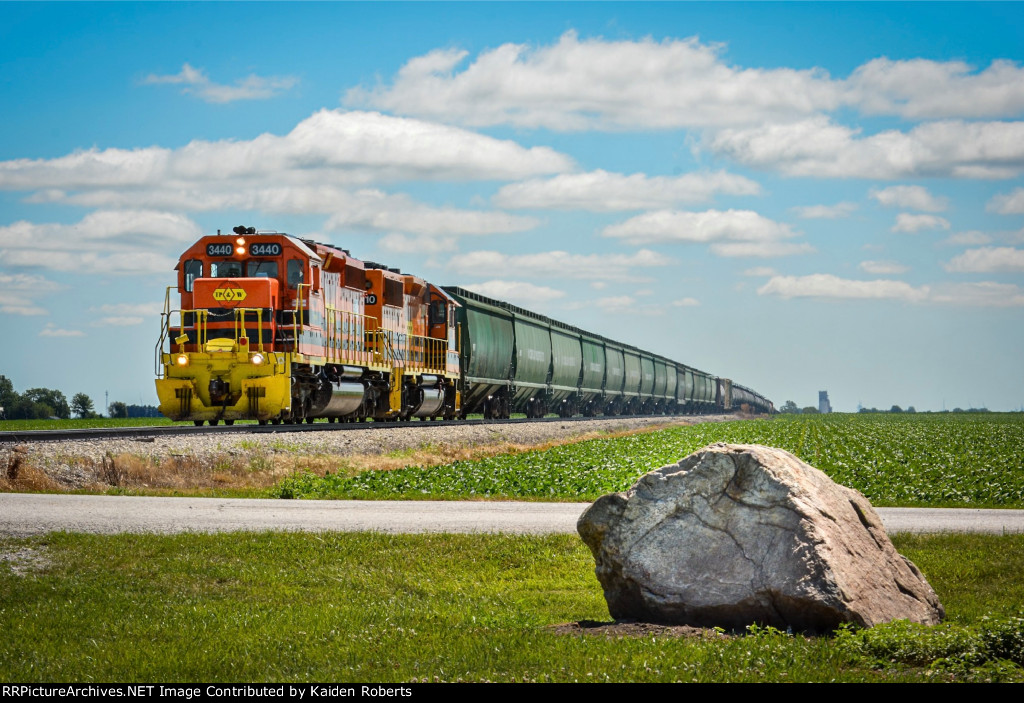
[2,2,1023,412]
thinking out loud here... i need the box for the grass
[0,417,185,431]
[271,413,1024,507]
[0,531,1021,683]
[0,414,490,431]
[2,422,680,497]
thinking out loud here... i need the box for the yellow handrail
[324,306,373,364]
[293,283,310,351]
[154,287,175,376]
[233,307,265,353]
[365,329,451,375]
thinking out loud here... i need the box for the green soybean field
[273,413,1024,508]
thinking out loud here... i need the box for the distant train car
[155,227,773,424]
[442,286,756,419]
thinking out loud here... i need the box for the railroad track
[0,413,701,444]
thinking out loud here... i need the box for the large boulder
[577,443,944,631]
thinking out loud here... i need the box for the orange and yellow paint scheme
[156,229,460,425]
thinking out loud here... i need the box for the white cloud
[0,110,573,202]
[870,185,948,212]
[758,273,1024,307]
[94,317,145,327]
[0,273,54,316]
[859,260,909,275]
[326,196,538,236]
[346,31,841,130]
[346,34,1024,131]
[584,295,665,317]
[0,211,199,274]
[988,188,1024,214]
[0,296,46,316]
[449,249,670,282]
[758,274,930,302]
[847,58,1024,120]
[90,302,165,316]
[460,280,565,305]
[742,267,777,277]
[672,297,700,307]
[595,295,636,312]
[944,247,1024,273]
[87,302,164,326]
[927,282,1024,307]
[892,213,951,233]
[377,234,459,255]
[0,295,47,316]
[143,63,299,103]
[710,241,816,258]
[603,209,796,245]
[709,117,1024,179]
[493,170,760,211]
[791,202,857,219]
[39,323,84,338]
[943,231,993,246]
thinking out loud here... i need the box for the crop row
[273,413,1024,508]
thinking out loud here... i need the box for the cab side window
[287,259,304,289]
[429,299,446,325]
[183,260,203,292]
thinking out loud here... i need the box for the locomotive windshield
[247,260,278,278]
[210,261,243,277]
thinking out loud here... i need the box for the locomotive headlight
[175,354,189,366]
[235,246,245,255]
[236,236,246,246]
[251,353,265,366]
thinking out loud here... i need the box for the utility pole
[105,390,108,417]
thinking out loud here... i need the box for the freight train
[155,227,773,425]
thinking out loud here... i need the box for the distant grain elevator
[819,391,832,414]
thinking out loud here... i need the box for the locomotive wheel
[258,420,267,426]
[209,419,219,426]
[305,417,314,424]
[272,418,281,425]
[224,420,234,426]
[193,420,203,427]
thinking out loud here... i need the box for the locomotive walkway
[2,493,1023,537]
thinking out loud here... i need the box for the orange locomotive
[155,227,461,425]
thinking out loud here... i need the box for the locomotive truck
[155,227,773,424]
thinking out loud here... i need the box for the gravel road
[2,493,1022,537]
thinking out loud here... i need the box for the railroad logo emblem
[213,283,247,307]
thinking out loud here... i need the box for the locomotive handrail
[367,329,450,375]
[232,307,267,353]
[293,283,310,351]
[324,305,372,365]
[155,286,175,377]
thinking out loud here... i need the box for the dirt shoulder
[1,415,746,495]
